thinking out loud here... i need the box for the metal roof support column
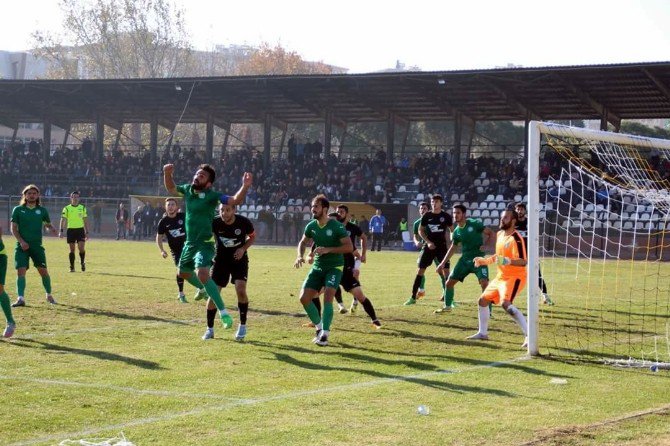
[206,115,214,162]
[387,115,395,161]
[263,114,272,169]
[96,117,105,162]
[113,127,122,151]
[62,128,70,149]
[43,120,51,158]
[277,127,287,160]
[324,110,333,159]
[400,121,410,158]
[453,113,462,173]
[10,127,18,147]
[338,124,348,160]
[150,118,158,168]
[221,122,231,160]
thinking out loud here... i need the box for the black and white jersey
[157,212,186,254]
[420,210,453,246]
[212,215,255,261]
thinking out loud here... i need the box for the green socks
[303,301,321,325]
[443,287,455,307]
[17,276,26,296]
[420,275,426,289]
[203,279,225,311]
[322,301,334,331]
[0,291,14,324]
[185,274,204,289]
[41,275,52,294]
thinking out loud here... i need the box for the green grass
[0,239,668,445]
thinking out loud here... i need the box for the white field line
[8,357,528,446]
[0,376,247,402]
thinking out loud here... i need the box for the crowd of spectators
[6,135,670,212]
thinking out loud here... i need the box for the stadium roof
[1,61,670,131]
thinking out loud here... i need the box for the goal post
[526,121,670,360]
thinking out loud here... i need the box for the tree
[32,0,193,79]
[235,42,336,76]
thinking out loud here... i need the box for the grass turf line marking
[8,357,527,446]
[0,376,247,402]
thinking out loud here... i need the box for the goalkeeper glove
[497,256,511,266]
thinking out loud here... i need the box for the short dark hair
[198,164,216,183]
[312,194,329,209]
[70,190,80,196]
[431,194,443,202]
[328,211,339,218]
[419,201,429,208]
[453,204,467,214]
[515,202,527,210]
[336,204,349,213]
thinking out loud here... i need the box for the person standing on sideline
[404,194,452,306]
[515,202,553,305]
[469,209,529,347]
[163,163,252,330]
[156,198,196,303]
[115,203,128,240]
[368,209,387,251]
[0,227,17,337]
[11,185,58,307]
[435,204,494,313]
[132,205,143,241]
[294,195,353,346]
[203,204,256,341]
[59,191,89,272]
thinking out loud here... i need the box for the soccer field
[0,239,668,445]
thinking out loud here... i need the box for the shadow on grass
[89,272,166,280]
[58,304,190,325]
[11,339,165,370]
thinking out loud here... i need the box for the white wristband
[354,259,362,270]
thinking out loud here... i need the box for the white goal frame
[526,121,670,356]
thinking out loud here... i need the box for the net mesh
[59,433,135,446]
[536,126,670,366]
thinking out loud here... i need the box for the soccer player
[203,203,256,341]
[156,197,194,303]
[11,185,58,307]
[515,202,553,305]
[59,190,89,272]
[435,204,495,313]
[163,163,252,330]
[469,209,529,346]
[0,227,16,337]
[404,194,452,306]
[294,194,353,346]
[411,201,446,300]
[335,205,381,328]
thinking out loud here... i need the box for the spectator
[115,203,129,240]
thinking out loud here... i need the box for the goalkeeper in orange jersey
[467,208,529,347]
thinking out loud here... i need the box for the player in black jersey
[515,202,553,305]
[334,205,381,328]
[156,198,199,303]
[404,194,453,306]
[203,203,256,341]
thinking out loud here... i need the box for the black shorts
[66,228,86,243]
[340,265,361,292]
[211,256,248,288]
[417,244,448,269]
[170,246,184,267]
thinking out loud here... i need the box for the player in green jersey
[0,226,16,337]
[294,194,353,346]
[11,185,58,307]
[164,163,252,330]
[59,191,89,272]
[436,204,495,313]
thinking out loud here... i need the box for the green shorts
[449,255,489,283]
[0,254,7,285]
[14,244,48,270]
[178,240,216,272]
[302,265,343,291]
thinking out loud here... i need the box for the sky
[2,0,670,73]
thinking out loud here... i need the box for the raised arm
[163,164,177,195]
[227,172,253,206]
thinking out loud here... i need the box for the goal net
[527,122,670,368]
